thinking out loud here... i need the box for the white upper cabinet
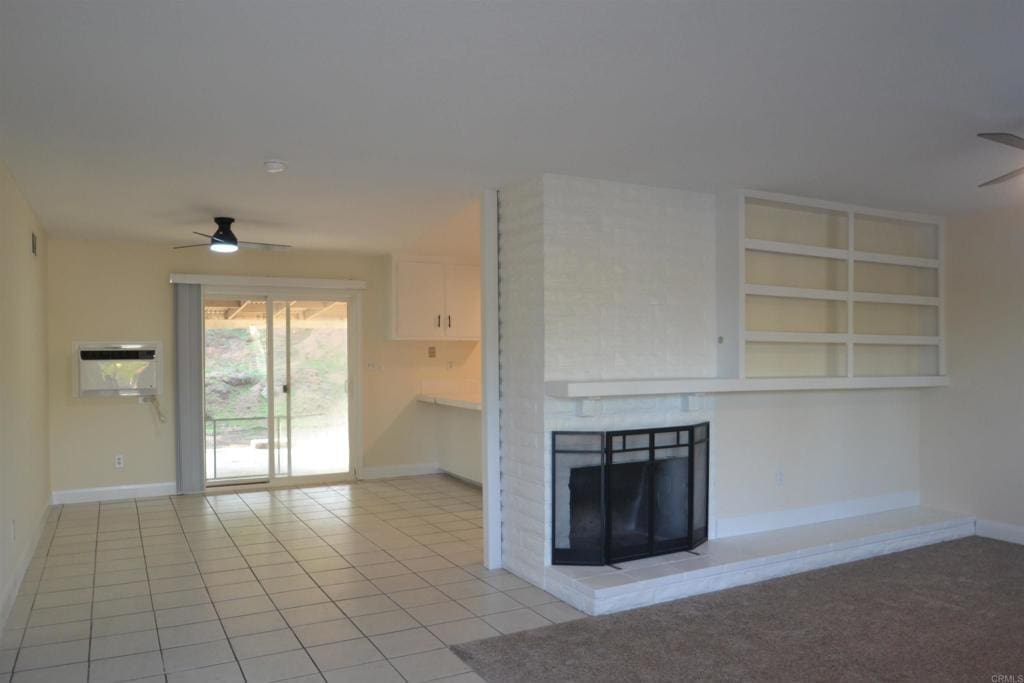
[394,260,447,338]
[392,258,480,340]
[444,264,482,339]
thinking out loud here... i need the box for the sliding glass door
[273,300,350,477]
[203,293,353,485]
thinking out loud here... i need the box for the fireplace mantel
[545,375,949,399]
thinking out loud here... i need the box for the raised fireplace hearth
[552,423,709,565]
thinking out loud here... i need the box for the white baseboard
[51,481,177,505]
[359,463,441,480]
[976,518,1024,545]
[715,490,921,538]
[438,468,482,487]
[1,504,50,631]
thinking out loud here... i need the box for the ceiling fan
[977,133,1024,187]
[174,216,291,253]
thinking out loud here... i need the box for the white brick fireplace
[495,174,951,614]
[497,175,717,587]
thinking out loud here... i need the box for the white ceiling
[2,1,1023,256]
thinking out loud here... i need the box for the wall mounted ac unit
[75,342,162,397]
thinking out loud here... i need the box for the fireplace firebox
[552,423,709,565]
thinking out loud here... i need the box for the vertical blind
[174,283,204,494]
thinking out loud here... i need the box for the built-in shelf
[851,292,940,307]
[545,375,949,399]
[746,332,939,346]
[719,190,946,384]
[744,284,848,301]
[853,251,939,269]
[743,239,939,270]
[744,238,847,261]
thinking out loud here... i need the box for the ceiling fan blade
[978,165,1024,188]
[238,240,292,251]
[978,132,1024,151]
[173,243,209,250]
[192,231,213,238]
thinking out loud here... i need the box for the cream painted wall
[920,206,1024,528]
[714,389,920,520]
[419,403,483,484]
[0,163,50,623]
[46,239,480,492]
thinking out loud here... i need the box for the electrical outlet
[115,454,125,469]
[427,346,436,359]
[775,468,784,486]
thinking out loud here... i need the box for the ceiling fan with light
[977,133,1024,187]
[174,216,292,253]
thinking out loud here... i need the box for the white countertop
[416,393,482,411]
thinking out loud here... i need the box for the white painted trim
[715,490,920,538]
[976,518,1024,545]
[480,189,502,570]
[347,293,365,481]
[170,273,366,290]
[545,374,949,398]
[358,464,441,480]
[743,189,944,226]
[852,250,939,269]
[0,504,50,632]
[51,482,177,504]
[744,238,848,261]
[745,284,849,301]
[851,292,940,306]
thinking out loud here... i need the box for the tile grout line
[9,504,65,677]
[7,476,562,683]
[232,486,340,681]
[140,496,169,682]
[172,492,247,682]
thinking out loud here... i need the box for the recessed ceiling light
[264,159,287,174]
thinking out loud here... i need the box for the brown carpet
[453,537,1024,682]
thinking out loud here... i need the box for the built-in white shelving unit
[544,190,948,400]
[721,190,945,384]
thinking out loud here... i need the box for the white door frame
[199,281,364,487]
[481,190,502,569]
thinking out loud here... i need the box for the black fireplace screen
[552,423,709,565]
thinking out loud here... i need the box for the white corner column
[481,189,502,569]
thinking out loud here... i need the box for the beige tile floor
[1,475,583,683]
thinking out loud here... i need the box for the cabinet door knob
[447,315,452,328]
[436,315,441,327]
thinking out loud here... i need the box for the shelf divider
[852,250,939,269]
[745,284,849,301]
[744,238,848,261]
[851,292,939,306]
[852,335,941,346]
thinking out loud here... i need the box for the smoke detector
[263,159,287,174]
